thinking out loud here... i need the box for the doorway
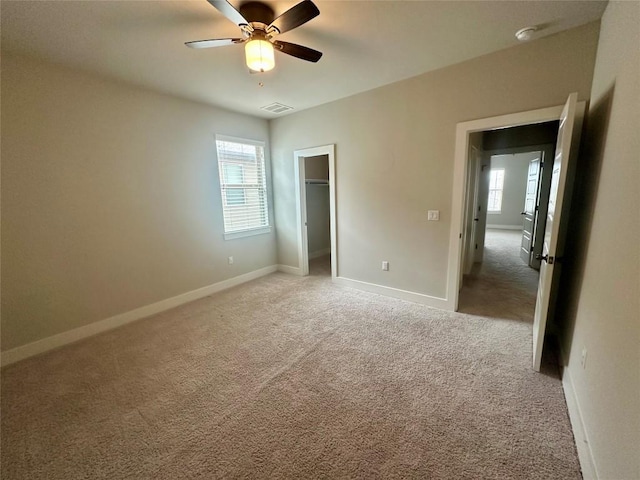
[294,145,337,279]
[483,144,556,271]
[459,140,556,321]
[462,139,557,275]
[304,155,331,275]
[448,104,567,307]
[448,96,585,371]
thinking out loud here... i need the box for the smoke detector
[515,26,538,42]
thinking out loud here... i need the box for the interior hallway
[458,228,539,322]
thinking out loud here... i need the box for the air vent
[260,102,294,114]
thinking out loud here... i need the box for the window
[488,168,505,213]
[216,136,270,239]
[222,164,246,206]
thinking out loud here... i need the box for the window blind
[215,137,269,235]
[488,168,505,212]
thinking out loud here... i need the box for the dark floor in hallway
[459,228,539,322]
[309,253,331,277]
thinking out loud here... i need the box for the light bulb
[245,39,275,72]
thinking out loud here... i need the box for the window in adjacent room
[215,136,270,239]
[488,168,505,213]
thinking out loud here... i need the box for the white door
[520,157,541,266]
[465,148,482,273]
[474,159,491,263]
[532,93,582,371]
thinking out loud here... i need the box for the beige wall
[1,54,276,351]
[304,155,329,181]
[488,152,538,228]
[559,2,640,478]
[271,22,599,298]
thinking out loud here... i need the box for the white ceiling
[1,0,607,119]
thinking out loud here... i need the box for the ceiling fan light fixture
[245,39,275,72]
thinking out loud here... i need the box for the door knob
[535,254,555,264]
[474,218,479,222]
[521,211,527,215]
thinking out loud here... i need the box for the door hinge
[475,244,478,250]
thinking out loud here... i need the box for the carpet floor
[1,229,581,479]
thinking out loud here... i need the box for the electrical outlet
[580,347,587,369]
[382,261,389,271]
[228,256,234,265]
[428,210,440,221]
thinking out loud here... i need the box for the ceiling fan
[186,0,322,73]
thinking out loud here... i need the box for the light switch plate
[428,210,440,221]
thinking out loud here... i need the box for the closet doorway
[294,145,337,278]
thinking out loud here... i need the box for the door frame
[473,156,491,264]
[446,103,584,311]
[462,145,482,276]
[294,145,337,278]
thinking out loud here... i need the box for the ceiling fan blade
[273,40,322,63]
[185,38,244,49]
[206,0,248,26]
[268,0,319,34]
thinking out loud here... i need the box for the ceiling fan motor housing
[239,2,276,26]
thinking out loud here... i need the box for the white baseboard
[277,264,303,276]
[334,276,450,311]
[562,367,599,479]
[1,265,278,367]
[486,224,523,230]
[309,247,331,260]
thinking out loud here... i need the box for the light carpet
[1,230,581,479]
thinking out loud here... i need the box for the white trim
[294,154,309,276]
[309,247,331,259]
[215,134,265,147]
[562,367,599,480]
[447,103,568,312]
[1,265,278,366]
[293,145,337,280]
[224,226,272,240]
[277,264,303,276]
[486,224,523,230]
[334,276,449,311]
[328,151,337,279]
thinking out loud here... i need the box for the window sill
[487,211,502,215]
[224,226,272,241]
